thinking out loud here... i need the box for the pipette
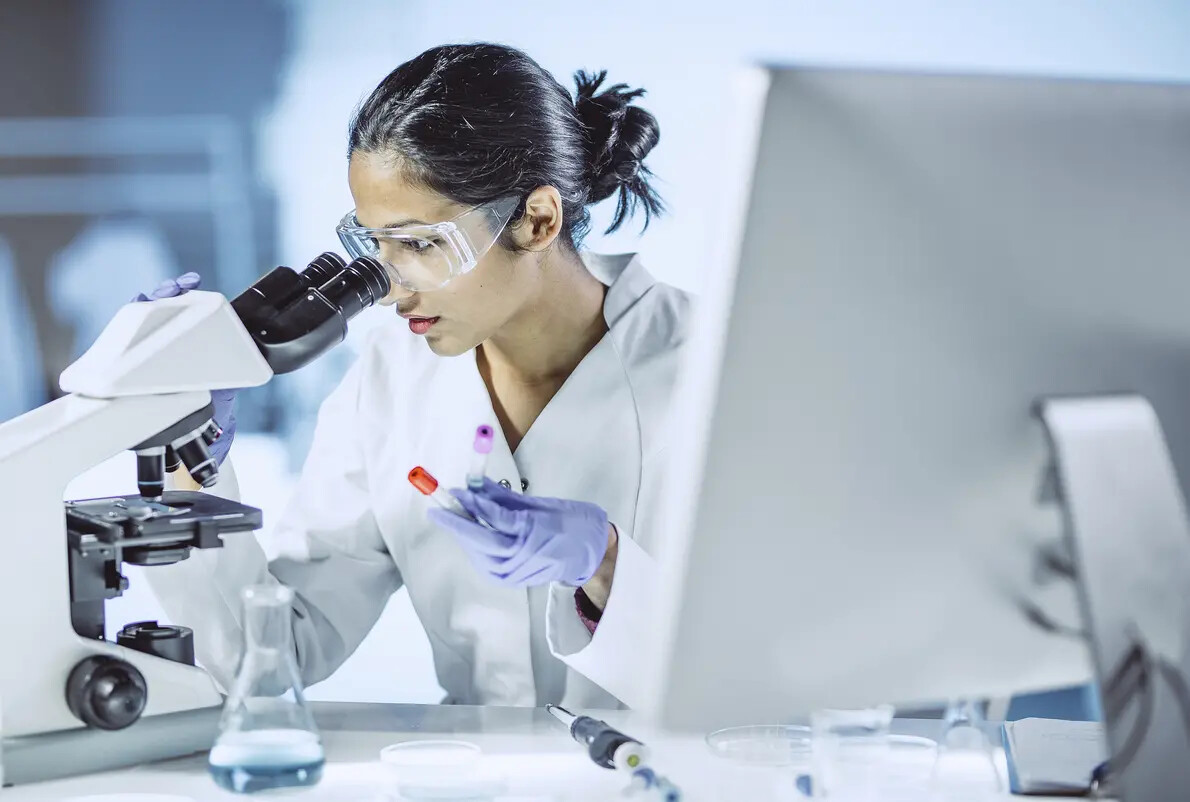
[467,425,494,490]
[545,704,649,771]
[545,705,681,801]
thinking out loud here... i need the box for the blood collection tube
[409,467,474,521]
[467,425,494,490]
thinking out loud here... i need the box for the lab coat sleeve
[144,358,403,692]
[545,533,656,709]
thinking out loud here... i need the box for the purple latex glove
[427,478,611,588]
[205,388,238,467]
[131,273,238,466]
[131,272,202,302]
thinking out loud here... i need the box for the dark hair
[348,43,663,248]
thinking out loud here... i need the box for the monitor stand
[1038,395,1190,802]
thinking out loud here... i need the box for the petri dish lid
[706,724,812,766]
[891,734,937,750]
[380,739,482,769]
[380,740,505,800]
[706,726,935,767]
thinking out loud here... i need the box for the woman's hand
[428,478,618,597]
[133,273,238,467]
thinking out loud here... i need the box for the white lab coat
[146,252,690,710]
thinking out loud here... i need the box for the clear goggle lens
[336,196,520,292]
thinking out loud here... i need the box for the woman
[147,42,689,710]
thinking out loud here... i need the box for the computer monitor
[646,66,1190,732]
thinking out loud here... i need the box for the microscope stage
[66,491,262,565]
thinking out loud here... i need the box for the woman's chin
[422,327,473,357]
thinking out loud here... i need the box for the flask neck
[242,586,296,655]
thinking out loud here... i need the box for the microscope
[0,253,390,784]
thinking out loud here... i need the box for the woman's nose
[380,282,415,306]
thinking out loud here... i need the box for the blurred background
[3,0,1189,705]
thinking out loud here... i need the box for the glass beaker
[208,584,324,794]
[810,705,895,798]
[929,699,1002,801]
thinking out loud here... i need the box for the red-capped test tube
[409,466,474,521]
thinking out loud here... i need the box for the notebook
[1002,718,1108,795]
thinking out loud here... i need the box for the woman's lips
[407,316,440,335]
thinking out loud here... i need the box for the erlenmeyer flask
[208,584,324,794]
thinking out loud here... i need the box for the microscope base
[2,704,222,786]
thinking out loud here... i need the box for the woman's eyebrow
[383,217,427,228]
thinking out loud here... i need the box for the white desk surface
[3,704,1096,801]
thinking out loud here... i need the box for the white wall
[264,0,1190,295]
[123,0,1190,704]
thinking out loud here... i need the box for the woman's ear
[508,186,564,251]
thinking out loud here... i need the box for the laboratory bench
[2,703,1103,801]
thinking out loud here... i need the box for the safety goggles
[336,196,521,292]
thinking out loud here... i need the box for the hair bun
[573,70,663,231]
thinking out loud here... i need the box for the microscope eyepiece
[230,252,349,329]
[315,256,391,320]
[299,251,349,290]
[232,254,392,375]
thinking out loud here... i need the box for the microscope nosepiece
[200,419,223,446]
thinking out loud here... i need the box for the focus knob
[66,655,148,730]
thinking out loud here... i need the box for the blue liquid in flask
[214,585,324,794]
[209,728,325,793]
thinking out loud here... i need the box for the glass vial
[208,584,324,794]
[930,698,1003,801]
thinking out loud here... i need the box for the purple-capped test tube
[467,425,494,490]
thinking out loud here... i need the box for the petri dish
[380,740,483,771]
[379,740,505,800]
[705,724,812,766]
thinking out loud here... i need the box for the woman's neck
[480,248,608,386]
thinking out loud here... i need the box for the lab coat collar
[581,252,655,328]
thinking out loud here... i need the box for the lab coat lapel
[513,253,649,527]
[511,335,642,531]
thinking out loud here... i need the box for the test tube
[467,425,494,490]
[409,467,474,521]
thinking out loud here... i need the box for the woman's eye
[402,239,434,254]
